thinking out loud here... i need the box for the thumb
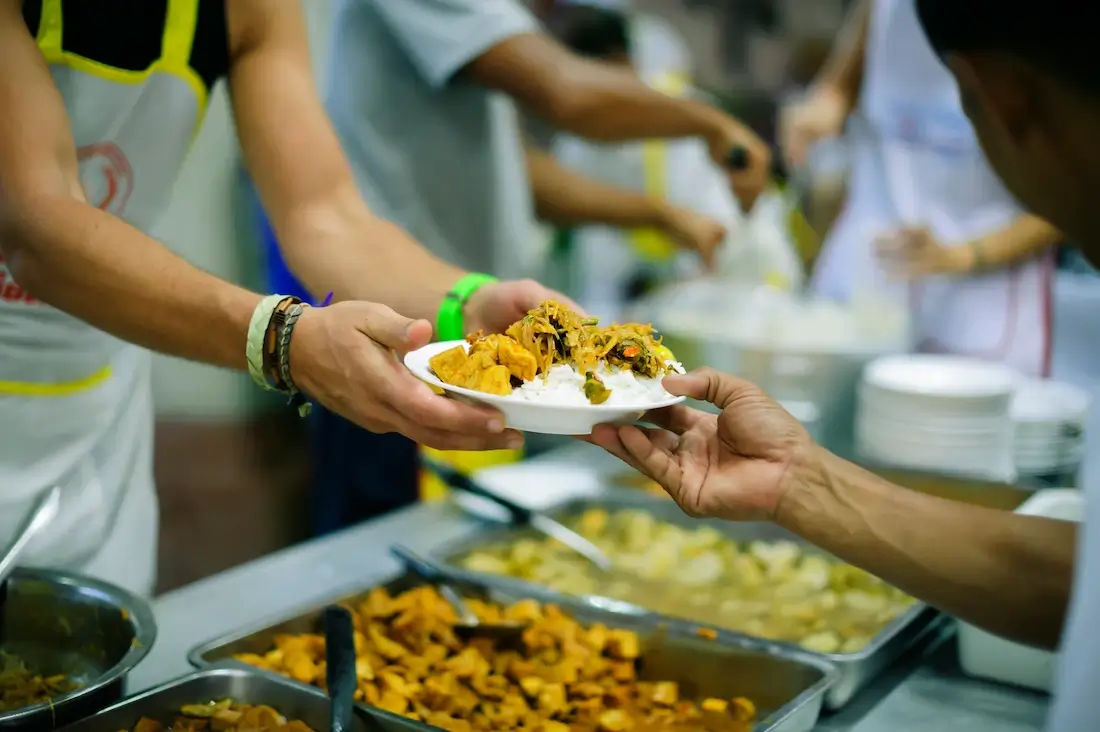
[662,367,758,410]
[353,302,432,352]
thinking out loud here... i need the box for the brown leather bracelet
[263,296,301,392]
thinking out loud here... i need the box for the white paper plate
[1012,379,1092,423]
[405,340,685,436]
[858,416,1006,439]
[863,355,1018,399]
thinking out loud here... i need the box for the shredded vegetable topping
[0,652,76,714]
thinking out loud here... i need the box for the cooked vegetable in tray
[0,651,77,713]
[457,509,917,654]
[125,699,314,731]
[234,585,757,732]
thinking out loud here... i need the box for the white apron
[0,0,211,596]
[811,0,1053,377]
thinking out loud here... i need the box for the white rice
[511,361,685,406]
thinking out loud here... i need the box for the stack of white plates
[856,355,1018,480]
[1012,379,1091,475]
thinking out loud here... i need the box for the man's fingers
[662,368,759,411]
[637,426,679,453]
[354,302,430,352]
[590,424,651,476]
[516,280,586,317]
[642,404,704,435]
[407,423,524,451]
[387,371,508,434]
[618,425,677,488]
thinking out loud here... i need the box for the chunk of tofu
[598,709,635,731]
[536,682,567,714]
[651,681,679,706]
[605,629,640,660]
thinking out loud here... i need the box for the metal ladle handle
[389,545,480,626]
[0,486,62,587]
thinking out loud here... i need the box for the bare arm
[226,1,464,322]
[813,0,870,111]
[526,147,671,229]
[969,214,1062,271]
[780,450,1076,649]
[0,0,258,369]
[465,34,757,154]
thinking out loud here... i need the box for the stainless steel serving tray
[58,667,387,731]
[187,569,837,732]
[430,492,944,709]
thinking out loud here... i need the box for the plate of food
[405,300,686,435]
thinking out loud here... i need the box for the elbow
[0,208,42,296]
[0,196,34,282]
[0,186,73,292]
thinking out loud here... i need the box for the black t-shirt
[22,0,229,92]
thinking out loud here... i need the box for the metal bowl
[0,568,157,730]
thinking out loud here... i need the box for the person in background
[276,0,769,535]
[594,1,1100,727]
[544,0,744,320]
[0,0,564,596]
[783,0,1062,377]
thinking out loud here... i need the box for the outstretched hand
[590,367,817,521]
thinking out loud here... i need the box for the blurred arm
[968,214,1061,271]
[526,147,672,229]
[812,0,870,112]
[781,450,1076,649]
[465,33,753,151]
[226,0,464,321]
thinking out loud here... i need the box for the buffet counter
[132,445,1052,732]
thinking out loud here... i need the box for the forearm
[812,0,869,109]
[466,34,762,172]
[1,194,259,369]
[527,148,669,229]
[778,449,1075,649]
[549,67,739,147]
[269,185,465,324]
[971,214,1061,271]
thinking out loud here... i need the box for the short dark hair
[554,6,631,59]
[916,0,1100,95]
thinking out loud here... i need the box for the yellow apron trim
[0,365,113,397]
[35,0,208,129]
[628,71,691,263]
[36,0,64,52]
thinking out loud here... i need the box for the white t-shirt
[324,0,540,279]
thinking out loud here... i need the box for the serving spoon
[390,545,526,644]
[0,485,62,613]
[421,458,612,572]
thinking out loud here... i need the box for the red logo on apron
[77,142,133,216]
[0,143,135,305]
